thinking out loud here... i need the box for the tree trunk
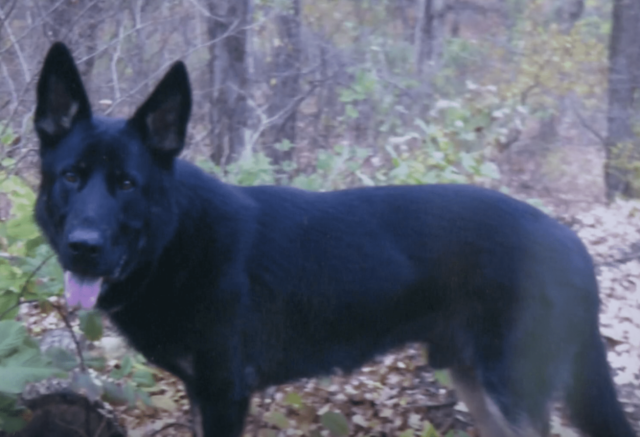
[605,0,640,199]
[207,0,250,166]
[414,0,433,75]
[266,0,302,168]
[396,0,414,43]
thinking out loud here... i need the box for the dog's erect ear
[129,62,192,159]
[35,42,91,144]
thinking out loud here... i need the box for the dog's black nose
[67,229,104,258]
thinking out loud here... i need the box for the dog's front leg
[186,347,250,437]
[187,386,249,437]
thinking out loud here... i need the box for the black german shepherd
[34,42,635,437]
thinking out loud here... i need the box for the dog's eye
[118,179,134,191]
[63,171,78,184]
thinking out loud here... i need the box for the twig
[572,101,606,145]
[0,57,18,112]
[242,80,321,150]
[0,0,66,56]
[93,414,108,437]
[56,0,103,43]
[110,18,126,101]
[0,0,19,28]
[0,6,30,83]
[0,299,39,320]
[0,73,37,143]
[0,147,38,184]
[52,302,87,373]
[148,422,193,436]
[0,254,55,320]
[186,0,226,21]
[53,416,90,437]
[103,20,240,115]
[420,399,458,409]
[596,251,640,268]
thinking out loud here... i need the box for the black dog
[34,42,635,437]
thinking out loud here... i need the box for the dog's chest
[106,304,194,369]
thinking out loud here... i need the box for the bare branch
[571,101,606,146]
[0,6,30,83]
[110,19,126,101]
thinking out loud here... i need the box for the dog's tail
[565,327,636,437]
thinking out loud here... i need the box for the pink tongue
[64,272,102,309]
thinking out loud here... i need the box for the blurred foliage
[0,174,61,321]
[493,0,608,113]
[0,320,61,431]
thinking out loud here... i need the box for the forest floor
[17,126,640,437]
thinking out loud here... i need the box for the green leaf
[24,236,46,255]
[132,369,156,388]
[434,370,451,387]
[0,291,19,321]
[78,310,103,341]
[265,411,289,429]
[137,390,153,407]
[480,162,500,179]
[421,421,440,437]
[0,346,59,394]
[46,347,79,371]
[121,355,133,374]
[274,139,294,152]
[84,354,106,371]
[0,393,17,409]
[0,321,26,359]
[460,152,476,173]
[338,89,358,103]
[71,371,102,401]
[356,171,375,187]
[123,382,137,407]
[345,104,359,119]
[110,355,134,380]
[284,391,303,408]
[102,381,128,406]
[415,118,430,134]
[5,216,40,241]
[399,430,415,437]
[1,158,16,168]
[320,411,350,436]
[0,411,27,433]
[316,151,335,172]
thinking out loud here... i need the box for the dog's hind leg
[450,367,547,437]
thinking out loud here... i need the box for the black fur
[35,43,636,437]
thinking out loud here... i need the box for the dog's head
[34,42,192,308]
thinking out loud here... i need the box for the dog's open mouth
[64,272,103,309]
